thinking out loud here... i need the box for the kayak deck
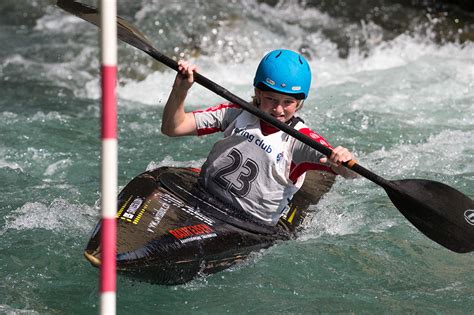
[84,167,335,284]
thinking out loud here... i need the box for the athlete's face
[256,90,300,123]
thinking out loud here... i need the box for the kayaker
[161,49,356,226]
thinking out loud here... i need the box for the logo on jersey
[276,152,283,162]
[234,127,273,153]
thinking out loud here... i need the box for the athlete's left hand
[320,146,353,166]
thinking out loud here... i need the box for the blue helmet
[253,49,311,100]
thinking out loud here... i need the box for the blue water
[1,1,473,314]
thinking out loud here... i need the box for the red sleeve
[297,127,334,149]
[288,127,336,183]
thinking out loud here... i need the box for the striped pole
[100,0,117,314]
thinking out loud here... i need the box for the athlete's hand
[173,60,198,91]
[320,146,353,166]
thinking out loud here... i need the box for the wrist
[171,84,190,97]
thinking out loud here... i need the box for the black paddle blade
[384,179,474,253]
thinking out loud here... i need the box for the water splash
[3,199,97,235]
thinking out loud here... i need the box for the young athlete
[161,49,356,226]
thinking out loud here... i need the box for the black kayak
[84,167,335,284]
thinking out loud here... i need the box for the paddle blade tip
[385,179,474,253]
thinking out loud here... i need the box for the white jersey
[193,103,335,226]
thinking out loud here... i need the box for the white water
[1,1,473,314]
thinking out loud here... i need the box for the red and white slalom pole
[100,0,117,314]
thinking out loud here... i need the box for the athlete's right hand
[173,60,198,91]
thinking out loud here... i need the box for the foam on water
[2,50,98,101]
[348,33,474,71]
[34,5,85,33]
[298,179,391,241]
[146,156,206,171]
[30,111,70,123]
[367,129,474,179]
[0,305,39,315]
[118,71,177,106]
[24,0,342,105]
[0,145,22,172]
[0,159,23,172]
[110,33,474,125]
[42,158,73,177]
[2,199,97,235]
[21,0,473,126]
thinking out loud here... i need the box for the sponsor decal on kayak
[117,195,133,218]
[169,224,217,244]
[117,196,149,224]
[160,193,215,226]
[147,203,170,233]
[465,210,474,225]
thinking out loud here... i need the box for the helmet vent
[298,56,303,64]
[275,51,282,58]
